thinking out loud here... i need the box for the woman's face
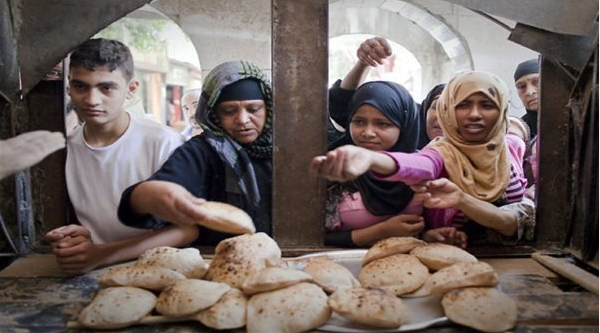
[426,95,443,140]
[216,99,266,144]
[350,104,400,151]
[455,92,500,143]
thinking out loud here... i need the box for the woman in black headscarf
[325,81,425,247]
[118,60,273,245]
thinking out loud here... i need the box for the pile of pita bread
[73,233,517,332]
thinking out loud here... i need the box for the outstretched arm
[128,180,212,227]
[310,145,397,182]
[0,131,65,180]
[411,178,518,236]
[340,36,393,90]
[45,223,198,275]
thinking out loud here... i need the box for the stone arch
[329,0,473,95]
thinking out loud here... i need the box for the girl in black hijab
[325,81,424,247]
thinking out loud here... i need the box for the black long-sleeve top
[118,135,272,246]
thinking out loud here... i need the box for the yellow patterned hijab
[428,71,510,202]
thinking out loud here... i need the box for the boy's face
[68,65,138,126]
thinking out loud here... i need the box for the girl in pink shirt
[325,81,424,247]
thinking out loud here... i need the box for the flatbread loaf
[362,237,426,267]
[246,282,331,333]
[78,287,156,329]
[358,254,429,296]
[137,246,209,279]
[410,243,477,270]
[241,267,313,295]
[302,257,360,293]
[155,279,231,317]
[328,287,411,328]
[98,264,186,291]
[427,262,498,296]
[197,201,255,234]
[193,288,247,330]
[442,287,517,332]
[206,232,282,288]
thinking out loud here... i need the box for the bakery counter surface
[0,254,597,333]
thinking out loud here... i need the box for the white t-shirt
[66,113,184,243]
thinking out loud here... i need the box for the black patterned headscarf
[195,60,272,207]
[196,60,273,159]
[329,81,421,216]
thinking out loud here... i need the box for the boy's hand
[357,37,393,67]
[422,227,468,248]
[46,225,101,275]
[131,180,208,227]
[45,224,91,243]
[380,214,425,238]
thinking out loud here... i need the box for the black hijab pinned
[329,81,421,216]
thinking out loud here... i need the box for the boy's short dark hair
[69,38,134,81]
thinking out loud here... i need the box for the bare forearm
[350,223,387,247]
[96,224,199,267]
[340,62,370,90]
[457,194,517,236]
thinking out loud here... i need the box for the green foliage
[95,17,168,52]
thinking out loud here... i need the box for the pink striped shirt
[377,134,527,229]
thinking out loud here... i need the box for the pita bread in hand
[241,267,313,295]
[410,243,477,270]
[137,246,209,279]
[358,254,429,296]
[98,264,186,291]
[328,287,411,328]
[362,237,426,267]
[246,282,331,333]
[302,257,361,293]
[197,201,255,234]
[442,287,517,332]
[206,232,282,288]
[192,288,247,330]
[78,287,156,329]
[155,279,231,317]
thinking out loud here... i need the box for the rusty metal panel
[272,0,328,247]
[535,57,573,246]
[25,80,69,247]
[0,0,21,102]
[16,0,151,97]
[509,22,598,72]
[440,0,598,36]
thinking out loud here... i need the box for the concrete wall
[328,0,540,114]
[151,0,272,78]
[407,0,539,114]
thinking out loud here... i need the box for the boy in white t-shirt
[44,38,197,275]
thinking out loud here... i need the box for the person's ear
[127,79,140,98]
